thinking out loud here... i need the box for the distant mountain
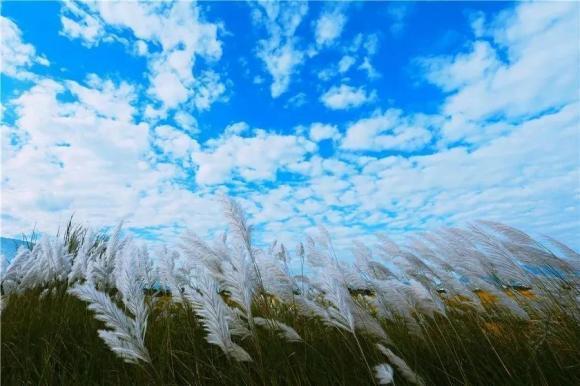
[1,237,28,262]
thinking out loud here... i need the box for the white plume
[68,283,151,364]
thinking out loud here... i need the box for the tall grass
[1,200,579,385]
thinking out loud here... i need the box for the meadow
[1,199,579,385]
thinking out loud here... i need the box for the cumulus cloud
[1,75,228,240]
[320,84,375,110]
[2,1,578,251]
[60,1,105,47]
[342,109,434,151]
[60,1,225,111]
[308,123,340,142]
[2,77,162,233]
[338,55,355,73]
[251,1,308,98]
[387,3,413,36]
[1,16,49,79]
[314,7,347,46]
[153,125,199,162]
[223,121,250,137]
[420,41,501,93]
[271,2,578,247]
[191,70,227,111]
[353,103,579,241]
[243,104,579,247]
[191,129,316,185]
[173,111,199,135]
[419,2,579,144]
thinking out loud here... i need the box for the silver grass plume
[375,233,402,261]
[217,245,257,323]
[0,295,7,316]
[469,277,529,319]
[404,278,446,319]
[68,230,103,284]
[157,247,184,302]
[374,363,394,385]
[134,245,155,289]
[352,302,391,342]
[294,295,333,323]
[19,237,71,289]
[253,317,302,342]
[2,246,32,294]
[466,223,530,285]
[180,231,226,278]
[543,235,580,271]
[68,283,151,364]
[87,222,127,289]
[183,276,252,362]
[255,250,294,302]
[308,230,388,340]
[220,197,264,292]
[353,241,395,281]
[312,264,356,333]
[371,279,423,336]
[479,221,576,276]
[114,244,150,326]
[377,343,425,386]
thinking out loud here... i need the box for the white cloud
[342,109,434,151]
[60,1,225,111]
[251,1,308,98]
[420,2,579,145]
[1,16,49,79]
[320,84,375,110]
[60,1,105,47]
[149,71,189,108]
[365,34,379,55]
[1,75,229,241]
[338,55,355,73]
[358,57,380,79]
[153,125,199,161]
[340,33,381,80]
[2,77,167,234]
[3,0,578,251]
[134,40,149,56]
[65,74,136,121]
[315,8,347,46]
[223,121,250,137]
[308,123,340,142]
[173,111,199,135]
[387,3,412,36]
[469,11,486,38]
[317,41,379,82]
[421,41,501,93]
[191,129,316,185]
[346,103,580,242]
[285,92,307,108]
[191,70,227,111]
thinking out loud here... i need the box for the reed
[2,199,579,385]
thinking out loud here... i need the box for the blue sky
[1,1,579,250]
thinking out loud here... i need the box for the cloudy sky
[1,1,579,250]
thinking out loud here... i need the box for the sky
[1,1,579,251]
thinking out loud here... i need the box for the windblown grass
[1,201,579,385]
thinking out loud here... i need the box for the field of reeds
[1,198,579,385]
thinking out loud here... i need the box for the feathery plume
[184,276,252,362]
[68,283,151,364]
[254,317,302,342]
[374,363,394,385]
[377,344,425,385]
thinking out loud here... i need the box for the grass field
[1,200,579,385]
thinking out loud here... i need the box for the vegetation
[1,199,579,385]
